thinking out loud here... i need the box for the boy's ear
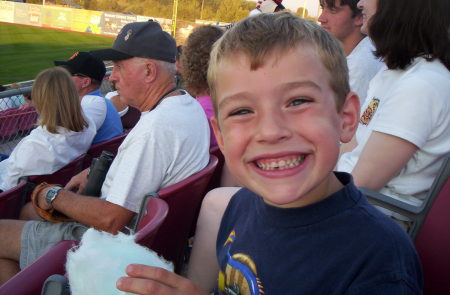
[339,92,360,143]
[210,116,225,152]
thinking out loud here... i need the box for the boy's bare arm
[187,187,239,292]
[36,188,134,234]
[351,131,417,191]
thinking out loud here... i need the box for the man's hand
[65,168,90,193]
[116,264,208,295]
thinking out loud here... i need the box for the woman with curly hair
[181,25,224,148]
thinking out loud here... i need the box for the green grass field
[0,22,115,85]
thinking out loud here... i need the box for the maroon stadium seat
[0,179,27,219]
[149,155,218,273]
[0,240,78,295]
[83,132,128,169]
[134,197,169,250]
[121,106,140,130]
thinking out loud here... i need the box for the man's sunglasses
[72,73,89,78]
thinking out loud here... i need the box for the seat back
[16,106,38,133]
[414,178,450,295]
[361,154,450,239]
[0,240,77,295]
[207,146,225,191]
[27,153,86,186]
[0,179,27,219]
[134,197,169,249]
[23,153,86,203]
[150,155,218,273]
[411,155,450,237]
[83,132,128,169]
[121,106,140,130]
[0,111,20,139]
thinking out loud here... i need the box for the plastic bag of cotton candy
[66,228,173,295]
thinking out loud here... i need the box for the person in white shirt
[338,0,450,210]
[0,67,96,192]
[54,52,123,144]
[319,0,383,104]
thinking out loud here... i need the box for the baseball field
[0,22,115,85]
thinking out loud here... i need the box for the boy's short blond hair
[208,12,349,114]
[32,67,88,134]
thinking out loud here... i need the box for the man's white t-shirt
[100,92,210,213]
[81,93,107,130]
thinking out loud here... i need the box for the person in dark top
[115,13,423,295]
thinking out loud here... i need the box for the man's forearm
[50,190,134,234]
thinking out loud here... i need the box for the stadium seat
[0,179,27,219]
[0,111,20,140]
[149,155,219,273]
[207,146,225,191]
[132,196,169,249]
[0,240,78,295]
[22,153,87,203]
[360,154,450,294]
[16,106,37,134]
[414,174,450,295]
[83,131,128,169]
[120,106,140,130]
[26,153,87,187]
[0,198,168,295]
[359,154,450,239]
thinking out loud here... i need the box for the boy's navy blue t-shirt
[215,172,423,295]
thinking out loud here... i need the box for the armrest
[358,187,424,215]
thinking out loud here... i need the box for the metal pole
[200,0,205,20]
[171,0,178,37]
[302,0,308,18]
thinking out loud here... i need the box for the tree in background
[25,0,256,23]
[296,7,308,17]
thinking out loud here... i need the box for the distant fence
[0,1,227,43]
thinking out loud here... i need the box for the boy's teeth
[256,155,305,171]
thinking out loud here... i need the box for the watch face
[46,187,61,205]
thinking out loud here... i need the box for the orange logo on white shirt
[360,98,380,125]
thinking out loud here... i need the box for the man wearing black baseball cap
[13,21,210,276]
[54,52,123,144]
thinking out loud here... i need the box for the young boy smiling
[117,12,423,295]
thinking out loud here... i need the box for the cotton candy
[66,228,173,295]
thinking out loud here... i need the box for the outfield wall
[0,1,174,36]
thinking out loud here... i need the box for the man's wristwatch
[45,186,62,208]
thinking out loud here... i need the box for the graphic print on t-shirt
[360,98,380,125]
[216,230,264,295]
